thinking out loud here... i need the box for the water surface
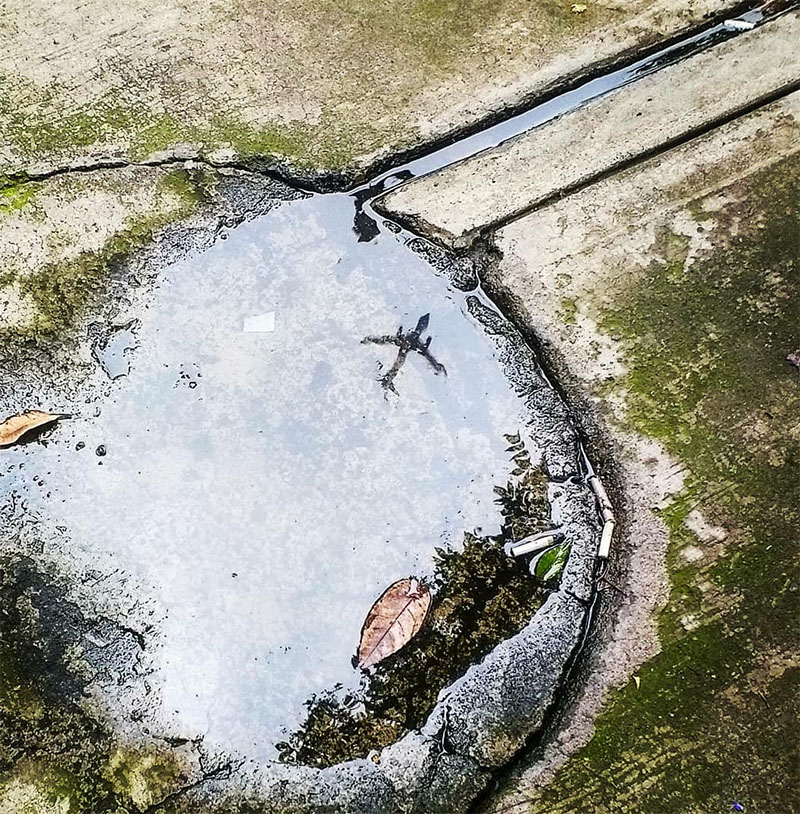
[1,192,541,761]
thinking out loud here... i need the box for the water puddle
[0,191,558,763]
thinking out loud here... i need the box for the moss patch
[0,557,190,813]
[0,168,207,344]
[526,154,799,811]
[0,176,36,213]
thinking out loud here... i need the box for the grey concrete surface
[482,90,800,811]
[423,591,586,768]
[377,10,800,248]
[1,0,739,179]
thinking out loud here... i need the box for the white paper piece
[242,312,276,333]
[723,18,756,31]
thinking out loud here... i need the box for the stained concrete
[377,10,800,247]
[482,90,800,811]
[1,0,740,180]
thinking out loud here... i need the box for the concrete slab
[377,10,800,247]
[482,91,800,812]
[0,0,741,179]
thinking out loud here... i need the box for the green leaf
[533,543,570,582]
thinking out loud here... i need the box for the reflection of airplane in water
[362,313,446,395]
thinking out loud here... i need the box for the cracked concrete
[2,0,740,181]
[3,2,798,811]
[377,9,800,247]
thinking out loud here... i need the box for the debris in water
[356,577,431,669]
[509,530,563,558]
[571,3,588,12]
[362,313,446,395]
[243,312,276,333]
[786,349,800,371]
[531,542,570,582]
[0,410,64,447]
[723,18,756,31]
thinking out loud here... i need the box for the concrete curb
[376,10,800,249]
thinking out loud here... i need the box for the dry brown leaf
[356,577,431,669]
[0,410,63,447]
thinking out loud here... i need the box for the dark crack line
[1,154,320,197]
[143,757,245,814]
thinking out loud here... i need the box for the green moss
[0,559,126,812]
[280,447,552,768]
[526,154,800,811]
[0,177,36,213]
[0,557,194,813]
[105,747,185,811]
[2,169,206,344]
[159,166,219,207]
[560,296,578,324]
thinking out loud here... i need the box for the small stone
[95,444,107,457]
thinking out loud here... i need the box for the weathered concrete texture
[0,166,191,338]
[252,759,404,814]
[481,92,800,811]
[550,482,600,603]
[377,731,489,814]
[1,0,740,179]
[423,591,586,768]
[466,295,580,481]
[378,10,800,247]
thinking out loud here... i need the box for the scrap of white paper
[242,312,276,333]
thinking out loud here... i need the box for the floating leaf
[532,543,570,582]
[0,410,63,447]
[356,578,431,669]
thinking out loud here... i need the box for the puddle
[351,6,767,210]
[0,191,555,763]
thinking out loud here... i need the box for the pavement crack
[142,757,245,814]
[1,153,318,196]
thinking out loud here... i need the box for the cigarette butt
[598,520,615,558]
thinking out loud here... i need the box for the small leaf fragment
[0,410,63,447]
[634,675,641,689]
[356,577,431,669]
[532,542,570,582]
